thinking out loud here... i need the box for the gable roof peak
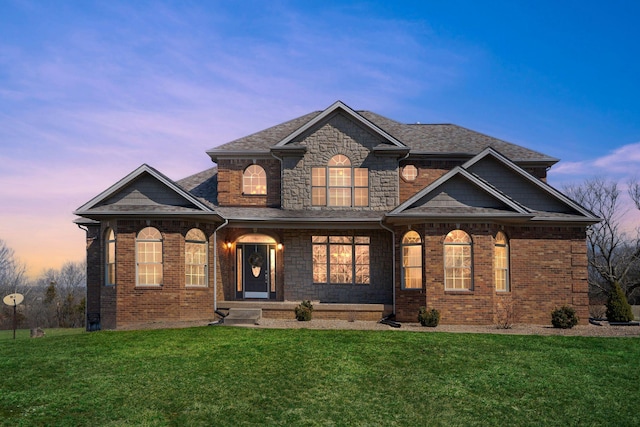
[274,100,407,149]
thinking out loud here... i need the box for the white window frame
[444,230,473,291]
[136,227,163,286]
[105,228,116,286]
[494,231,510,292]
[243,164,267,195]
[401,230,422,290]
[185,228,208,287]
[311,155,369,207]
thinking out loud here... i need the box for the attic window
[243,165,267,195]
[401,165,418,181]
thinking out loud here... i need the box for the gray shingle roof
[206,107,557,164]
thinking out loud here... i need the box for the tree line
[0,240,86,330]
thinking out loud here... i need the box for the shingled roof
[206,103,558,165]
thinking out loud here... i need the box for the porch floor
[217,301,393,322]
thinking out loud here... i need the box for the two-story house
[74,101,599,330]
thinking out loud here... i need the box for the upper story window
[494,231,510,292]
[401,231,422,289]
[444,230,472,290]
[401,165,418,181]
[243,165,267,195]
[311,155,368,207]
[185,228,207,287]
[136,227,163,286]
[105,228,116,286]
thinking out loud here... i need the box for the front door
[243,244,269,298]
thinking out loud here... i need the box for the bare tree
[34,261,87,328]
[0,239,31,329]
[564,177,640,302]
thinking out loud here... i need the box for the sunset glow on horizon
[2,1,639,277]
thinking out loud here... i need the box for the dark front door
[243,244,269,298]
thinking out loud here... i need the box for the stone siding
[282,114,399,210]
[282,229,393,304]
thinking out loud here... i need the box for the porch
[217,301,393,322]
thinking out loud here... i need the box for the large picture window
[136,227,163,286]
[105,228,116,286]
[494,231,509,292]
[402,231,422,289]
[312,235,370,284]
[444,230,472,290]
[312,155,368,207]
[243,165,267,195]
[185,228,207,287]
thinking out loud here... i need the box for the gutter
[379,219,396,317]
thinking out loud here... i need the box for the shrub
[606,282,634,322]
[418,307,440,327]
[294,300,313,321]
[495,299,518,329]
[551,306,579,329]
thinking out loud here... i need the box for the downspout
[213,218,229,312]
[379,219,396,316]
[380,151,410,317]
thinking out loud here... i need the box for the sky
[1,0,639,277]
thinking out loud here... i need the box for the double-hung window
[136,227,163,286]
[312,155,368,207]
[494,231,509,292]
[402,231,422,289]
[444,230,472,290]
[185,228,207,287]
[105,228,116,286]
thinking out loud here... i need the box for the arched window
[185,228,207,287]
[444,230,472,290]
[243,165,267,195]
[105,228,116,286]
[402,230,422,289]
[312,155,368,207]
[494,231,509,292]
[136,227,163,286]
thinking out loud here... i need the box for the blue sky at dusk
[1,0,639,276]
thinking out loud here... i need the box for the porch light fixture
[277,243,283,250]
[224,241,233,250]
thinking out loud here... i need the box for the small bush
[418,307,440,327]
[606,282,634,322]
[551,306,579,329]
[294,300,313,321]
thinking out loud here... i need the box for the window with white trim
[494,231,509,292]
[444,230,472,290]
[243,165,267,195]
[105,228,116,286]
[312,235,370,284]
[401,165,418,181]
[311,155,368,207]
[402,230,422,289]
[136,227,163,286]
[185,228,207,287]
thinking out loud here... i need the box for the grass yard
[1,327,638,426]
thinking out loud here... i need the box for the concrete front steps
[223,308,262,325]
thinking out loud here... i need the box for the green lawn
[1,327,638,426]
